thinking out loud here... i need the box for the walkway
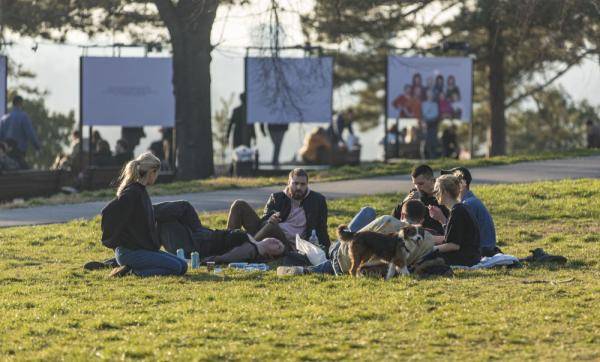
[1,155,598,227]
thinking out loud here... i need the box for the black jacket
[101,182,160,251]
[261,190,330,251]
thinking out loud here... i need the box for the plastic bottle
[244,263,269,272]
[228,262,249,269]
[191,252,200,269]
[176,248,185,260]
[309,229,319,245]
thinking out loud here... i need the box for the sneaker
[109,265,132,278]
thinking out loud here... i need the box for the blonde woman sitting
[100,152,188,277]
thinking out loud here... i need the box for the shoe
[109,265,132,278]
[84,261,108,270]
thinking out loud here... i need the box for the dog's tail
[337,224,354,242]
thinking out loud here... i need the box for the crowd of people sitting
[87,152,499,278]
[51,130,136,172]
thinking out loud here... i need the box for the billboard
[81,57,174,126]
[387,56,472,122]
[246,57,333,124]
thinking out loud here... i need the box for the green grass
[3,148,599,209]
[1,179,599,360]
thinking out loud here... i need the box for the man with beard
[226,168,330,254]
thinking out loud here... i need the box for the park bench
[0,169,68,201]
[80,166,176,191]
[385,142,421,159]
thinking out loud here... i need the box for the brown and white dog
[337,224,423,280]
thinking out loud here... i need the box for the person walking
[0,95,40,168]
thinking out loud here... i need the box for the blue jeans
[115,246,188,277]
[309,207,377,275]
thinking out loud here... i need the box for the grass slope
[4,148,599,209]
[0,179,599,360]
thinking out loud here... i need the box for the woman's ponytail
[116,152,161,197]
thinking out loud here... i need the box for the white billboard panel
[387,56,472,122]
[81,57,174,126]
[246,57,333,124]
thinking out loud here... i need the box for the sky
[2,0,599,162]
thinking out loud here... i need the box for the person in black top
[392,164,448,235]
[101,151,187,277]
[431,174,481,266]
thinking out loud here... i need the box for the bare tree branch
[504,48,598,108]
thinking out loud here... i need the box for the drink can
[191,252,200,269]
[228,262,248,269]
[206,261,215,272]
[176,248,185,260]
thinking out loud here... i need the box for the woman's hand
[428,205,448,224]
[432,235,446,245]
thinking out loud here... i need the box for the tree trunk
[487,17,506,156]
[155,0,217,180]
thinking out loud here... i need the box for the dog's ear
[337,224,353,241]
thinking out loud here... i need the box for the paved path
[1,155,599,228]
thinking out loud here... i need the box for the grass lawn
[0,179,599,360]
[4,148,599,209]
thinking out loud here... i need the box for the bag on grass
[295,234,327,266]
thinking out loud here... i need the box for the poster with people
[386,56,472,123]
[246,57,333,124]
[0,56,6,115]
[81,57,175,126]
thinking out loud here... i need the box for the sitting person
[299,127,332,164]
[429,167,499,257]
[392,164,448,235]
[92,139,113,167]
[114,139,134,167]
[101,152,188,277]
[226,168,329,255]
[0,141,20,172]
[52,130,82,172]
[430,174,481,266]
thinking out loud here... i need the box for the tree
[507,87,599,153]
[1,0,227,179]
[302,0,600,155]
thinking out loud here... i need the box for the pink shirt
[278,198,307,242]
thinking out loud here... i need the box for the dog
[337,224,423,280]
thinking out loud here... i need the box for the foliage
[302,0,600,155]
[0,179,599,360]
[2,148,599,209]
[212,94,235,165]
[5,88,75,170]
[507,87,600,153]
